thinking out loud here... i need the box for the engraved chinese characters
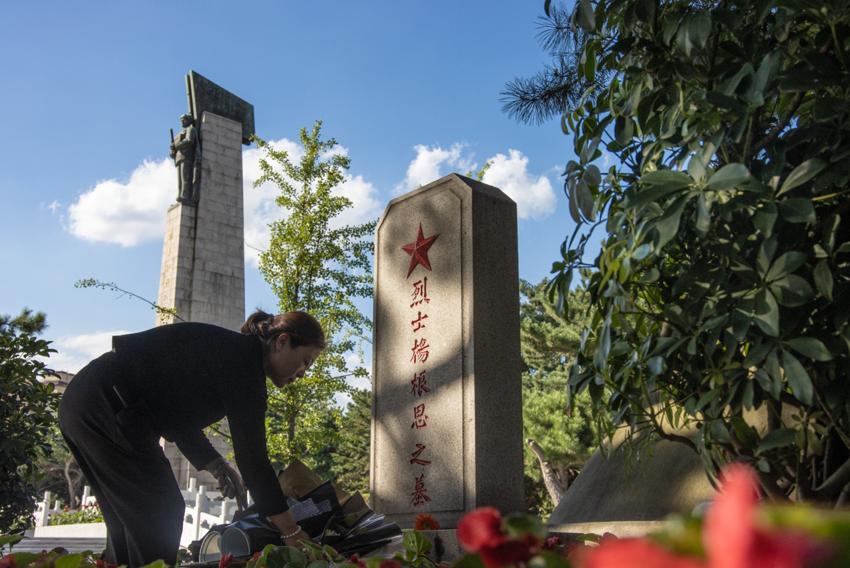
[401,227,439,505]
[372,186,464,521]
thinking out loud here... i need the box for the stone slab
[371,174,524,529]
[546,437,716,526]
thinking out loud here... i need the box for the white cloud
[46,200,61,214]
[68,159,175,247]
[394,143,473,194]
[242,140,382,268]
[44,331,132,374]
[481,149,557,220]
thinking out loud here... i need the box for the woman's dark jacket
[110,322,288,518]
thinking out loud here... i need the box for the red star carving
[402,222,439,278]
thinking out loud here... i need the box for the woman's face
[263,334,323,388]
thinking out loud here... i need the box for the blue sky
[1,1,586,395]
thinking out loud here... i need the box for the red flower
[378,562,402,568]
[457,509,544,568]
[251,552,261,561]
[457,507,506,552]
[347,554,367,568]
[704,463,834,568]
[219,553,234,568]
[0,556,18,568]
[414,512,440,531]
[479,535,541,568]
[543,536,563,551]
[572,538,705,568]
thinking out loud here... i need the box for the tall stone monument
[371,174,525,530]
[156,71,254,488]
[157,70,253,330]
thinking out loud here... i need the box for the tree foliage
[253,121,376,469]
[501,3,609,126]
[547,0,850,504]
[330,389,372,496]
[520,279,596,517]
[0,309,59,532]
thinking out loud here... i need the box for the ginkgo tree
[540,0,850,504]
[252,121,376,469]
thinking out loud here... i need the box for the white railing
[34,481,250,547]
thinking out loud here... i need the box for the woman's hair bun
[241,309,326,350]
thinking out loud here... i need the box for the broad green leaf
[754,289,779,336]
[655,196,688,249]
[306,562,328,568]
[676,18,694,57]
[585,164,602,186]
[577,178,596,221]
[642,170,694,186]
[757,428,797,452]
[10,554,44,568]
[635,0,656,23]
[267,546,308,568]
[731,416,758,448]
[696,191,711,234]
[568,181,582,223]
[765,251,808,281]
[633,244,651,260]
[640,267,660,282]
[753,51,780,94]
[629,184,689,209]
[777,159,827,196]
[814,259,833,300]
[706,163,750,190]
[55,556,83,568]
[812,97,846,122]
[536,551,572,568]
[721,63,755,96]
[787,337,833,361]
[689,10,711,49]
[576,0,596,33]
[616,116,635,146]
[769,275,814,307]
[504,513,548,539]
[782,349,813,404]
[0,536,22,550]
[452,554,489,568]
[754,202,778,237]
[779,198,816,224]
[402,529,434,555]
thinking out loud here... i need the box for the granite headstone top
[370,174,525,529]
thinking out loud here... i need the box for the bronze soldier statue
[170,114,200,205]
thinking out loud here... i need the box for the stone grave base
[547,520,668,539]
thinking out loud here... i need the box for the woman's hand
[268,510,317,560]
[282,533,318,560]
[204,458,248,510]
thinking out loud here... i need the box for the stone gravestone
[371,174,525,532]
[155,71,254,488]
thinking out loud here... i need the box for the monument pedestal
[371,174,525,529]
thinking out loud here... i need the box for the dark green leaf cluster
[329,389,372,496]
[547,0,850,503]
[253,121,376,466]
[0,309,59,532]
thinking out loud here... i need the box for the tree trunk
[526,438,565,506]
[64,454,77,506]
